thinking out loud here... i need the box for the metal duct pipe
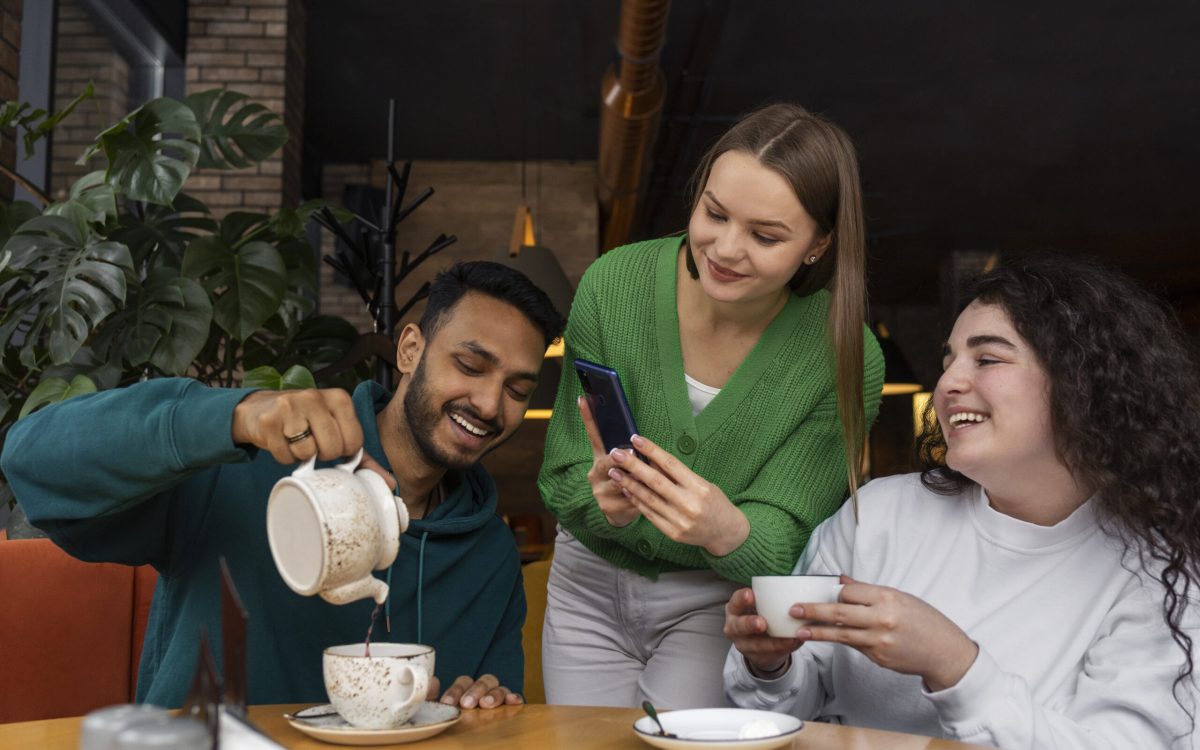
[597,0,671,252]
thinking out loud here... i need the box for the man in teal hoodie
[2,261,565,710]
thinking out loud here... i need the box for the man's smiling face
[400,292,546,470]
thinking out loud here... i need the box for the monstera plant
[0,88,362,525]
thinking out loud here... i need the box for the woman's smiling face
[934,300,1059,487]
[686,150,829,305]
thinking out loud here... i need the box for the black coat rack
[313,100,457,389]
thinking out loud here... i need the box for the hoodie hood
[352,380,501,539]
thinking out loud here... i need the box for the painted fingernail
[609,449,627,463]
[796,628,812,640]
[462,696,476,708]
[482,696,495,707]
[631,434,645,447]
[608,468,624,482]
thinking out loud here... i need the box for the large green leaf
[182,235,286,341]
[275,237,318,327]
[41,345,123,392]
[185,89,288,170]
[2,216,133,364]
[100,269,213,375]
[18,374,98,419]
[45,171,118,230]
[86,97,202,206]
[242,364,316,391]
[218,211,271,246]
[242,313,358,374]
[109,192,216,270]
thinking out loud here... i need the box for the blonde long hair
[685,102,869,499]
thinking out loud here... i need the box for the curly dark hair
[915,253,1200,718]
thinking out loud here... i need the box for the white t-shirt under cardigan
[723,473,1197,748]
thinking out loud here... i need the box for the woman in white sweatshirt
[723,254,1199,748]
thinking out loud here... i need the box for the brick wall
[0,0,19,202]
[48,0,129,200]
[317,160,598,334]
[185,0,305,216]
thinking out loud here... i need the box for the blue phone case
[573,359,641,455]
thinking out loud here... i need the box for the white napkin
[219,706,286,749]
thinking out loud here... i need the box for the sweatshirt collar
[351,381,499,537]
[969,484,1100,552]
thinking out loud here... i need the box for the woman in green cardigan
[537,102,884,708]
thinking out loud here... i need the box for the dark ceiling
[304,1,1200,315]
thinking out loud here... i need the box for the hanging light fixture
[495,209,574,421]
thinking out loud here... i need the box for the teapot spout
[319,577,389,606]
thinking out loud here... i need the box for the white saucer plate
[285,702,461,746]
[632,708,803,750]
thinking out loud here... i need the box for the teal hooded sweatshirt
[2,378,525,706]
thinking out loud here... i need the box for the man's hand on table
[427,674,524,709]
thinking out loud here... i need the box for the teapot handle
[293,455,316,477]
[336,447,364,474]
[293,447,363,478]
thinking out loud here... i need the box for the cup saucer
[632,708,803,750]
[285,702,461,746]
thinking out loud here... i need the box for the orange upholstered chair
[0,530,158,723]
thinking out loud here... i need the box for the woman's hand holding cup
[723,587,804,678]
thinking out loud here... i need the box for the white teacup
[751,574,844,638]
[266,448,409,605]
[324,643,433,729]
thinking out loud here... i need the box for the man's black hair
[418,260,566,348]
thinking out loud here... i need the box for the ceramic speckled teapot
[266,448,409,605]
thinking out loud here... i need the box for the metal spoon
[641,700,677,738]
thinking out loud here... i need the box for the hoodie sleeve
[477,562,527,695]
[1,378,256,568]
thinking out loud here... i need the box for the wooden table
[0,703,976,749]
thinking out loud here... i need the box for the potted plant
[0,87,362,536]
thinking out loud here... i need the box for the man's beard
[402,357,508,471]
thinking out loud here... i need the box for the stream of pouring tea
[364,602,382,657]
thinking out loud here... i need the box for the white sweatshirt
[724,473,1197,748]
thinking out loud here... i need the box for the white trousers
[542,527,740,708]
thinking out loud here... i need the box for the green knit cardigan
[538,235,885,583]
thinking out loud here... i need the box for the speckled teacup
[323,643,433,729]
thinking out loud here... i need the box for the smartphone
[573,358,644,459]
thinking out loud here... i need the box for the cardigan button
[676,434,696,454]
[635,539,654,557]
